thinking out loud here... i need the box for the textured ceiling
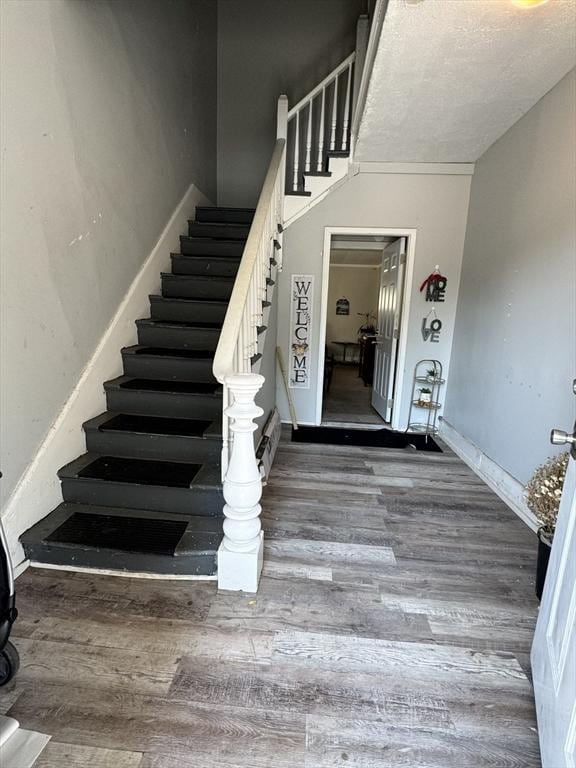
[355,0,576,162]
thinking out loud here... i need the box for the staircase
[21,206,263,578]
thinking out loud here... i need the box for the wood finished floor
[322,364,385,425]
[2,434,541,767]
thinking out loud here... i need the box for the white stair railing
[212,114,286,592]
[286,52,355,193]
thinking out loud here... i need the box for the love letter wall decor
[289,274,314,388]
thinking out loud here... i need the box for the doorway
[317,227,416,430]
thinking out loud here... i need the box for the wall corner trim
[439,417,537,532]
[357,162,476,176]
[1,182,211,567]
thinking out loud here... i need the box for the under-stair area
[20,206,266,578]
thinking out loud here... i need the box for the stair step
[180,237,244,258]
[162,273,234,301]
[327,150,350,157]
[105,375,222,420]
[84,412,221,463]
[149,296,228,324]
[195,206,255,225]
[303,171,332,177]
[121,346,216,383]
[286,189,312,197]
[59,453,223,516]
[188,221,250,241]
[170,253,240,278]
[21,503,222,576]
[136,318,221,351]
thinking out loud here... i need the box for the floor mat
[291,426,442,452]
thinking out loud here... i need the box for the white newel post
[217,373,265,592]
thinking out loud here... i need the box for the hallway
[1,434,540,767]
[322,364,385,425]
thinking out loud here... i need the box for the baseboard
[439,417,537,532]
[1,182,211,567]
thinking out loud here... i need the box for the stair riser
[162,276,233,301]
[150,299,227,324]
[105,389,221,420]
[137,324,220,351]
[61,479,223,516]
[170,256,240,278]
[85,429,221,464]
[121,353,215,383]
[22,542,217,576]
[188,222,250,240]
[195,207,254,225]
[180,237,244,257]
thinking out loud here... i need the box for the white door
[531,381,576,768]
[371,237,406,422]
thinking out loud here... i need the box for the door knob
[550,429,576,447]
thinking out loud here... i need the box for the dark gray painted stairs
[21,206,258,577]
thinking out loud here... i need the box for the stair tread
[149,295,228,306]
[21,503,222,566]
[59,453,221,489]
[162,272,235,282]
[84,412,219,439]
[122,346,215,360]
[136,319,222,330]
[104,376,221,395]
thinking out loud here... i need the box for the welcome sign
[289,274,314,389]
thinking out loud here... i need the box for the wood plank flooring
[1,433,541,767]
[322,364,385,424]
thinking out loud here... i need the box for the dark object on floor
[291,425,442,452]
[323,348,335,395]
[0,473,19,686]
[46,513,189,556]
[536,528,552,601]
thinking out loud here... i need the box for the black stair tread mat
[149,295,228,305]
[171,252,242,261]
[77,456,202,487]
[119,379,220,394]
[291,426,442,453]
[137,319,222,329]
[100,414,212,437]
[46,512,188,556]
[130,347,215,359]
[162,272,235,281]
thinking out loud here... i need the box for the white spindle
[341,63,352,151]
[217,374,265,592]
[317,87,326,172]
[330,76,338,151]
[292,111,300,191]
[304,103,312,172]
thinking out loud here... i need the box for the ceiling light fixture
[511,0,549,8]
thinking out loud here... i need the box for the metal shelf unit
[406,359,444,436]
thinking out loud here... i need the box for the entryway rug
[291,426,442,452]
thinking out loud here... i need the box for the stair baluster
[292,111,300,192]
[317,88,326,172]
[330,76,338,152]
[342,62,353,152]
[304,102,313,173]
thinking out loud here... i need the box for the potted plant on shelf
[418,387,432,405]
[525,451,570,601]
[426,368,437,383]
[357,312,377,339]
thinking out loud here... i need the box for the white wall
[326,265,380,352]
[216,0,363,207]
[276,168,473,426]
[444,70,576,486]
[0,0,217,506]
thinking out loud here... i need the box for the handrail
[212,139,285,384]
[287,52,356,119]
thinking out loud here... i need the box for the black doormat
[46,513,188,555]
[291,426,442,452]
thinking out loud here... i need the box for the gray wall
[276,170,472,426]
[217,0,363,207]
[444,70,576,485]
[0,0,217,505]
